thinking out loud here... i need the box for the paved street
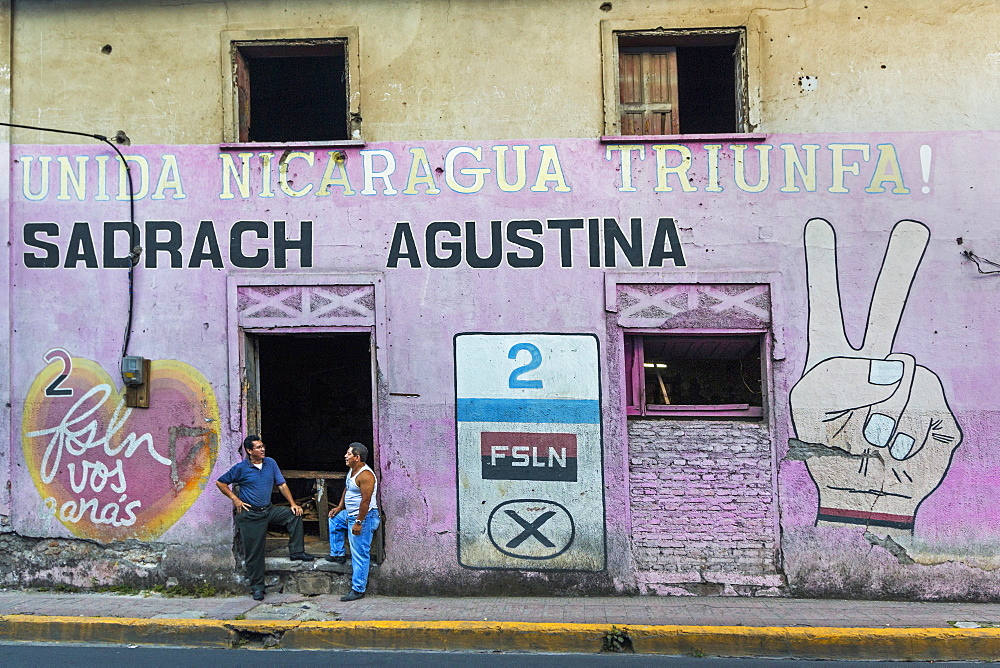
[2,644,988,667]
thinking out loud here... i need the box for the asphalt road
[0,644,990,667]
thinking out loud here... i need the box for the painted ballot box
[455,333,605,570]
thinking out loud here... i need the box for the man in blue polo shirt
[216,435,316,600]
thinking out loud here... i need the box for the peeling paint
[786,437,880,461]
[864,531,916,566]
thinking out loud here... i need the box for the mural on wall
[455,333,605,570]
[790,218,963,535]
[8,134,998,581]
[21,352,220,542]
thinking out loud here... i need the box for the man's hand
[276,483,303,517]
[791,219,962,535]
[216,481,248,514]
[328,504,344,519]
[352,521,363,536]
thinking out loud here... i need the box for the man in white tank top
[326,442,380,601]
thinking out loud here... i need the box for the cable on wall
[0,121,139,378]
[962,250,1000,275]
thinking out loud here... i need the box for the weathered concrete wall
[2,0,1000,600]
[0,533,236,590]
[628,419,781,596]
[782,405,1000,601]
[0,0,11,532]
[782,525,1000,602]
[1,131,995,599]
[6,1,1000,144]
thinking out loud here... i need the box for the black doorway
[256,333,374,469]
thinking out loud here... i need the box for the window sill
[219,139,366,151]
[601,133,766,144]
[628,404,763,418]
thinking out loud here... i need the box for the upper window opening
[614,29,744,136]
[234,41,349,143]
[625,333,763,418]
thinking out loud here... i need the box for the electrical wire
[0,121,137,368]
[962,250,1000,275]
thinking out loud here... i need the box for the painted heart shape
[21,353,220,543]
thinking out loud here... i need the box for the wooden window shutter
[234,47,251,142]
[618,48,679,136]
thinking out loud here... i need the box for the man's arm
[277,483,303,517]
[352,470,376,535]
[216,480,249,514]
[328,486,347,518]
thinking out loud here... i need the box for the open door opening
[244,331,376,555]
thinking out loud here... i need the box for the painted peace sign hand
[789,219,962,535]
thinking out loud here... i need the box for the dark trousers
[236,505,305,589]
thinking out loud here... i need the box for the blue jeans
[329,508,380,593]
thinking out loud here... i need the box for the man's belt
[245,504,271,512]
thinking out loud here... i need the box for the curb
[2,615,1000,659]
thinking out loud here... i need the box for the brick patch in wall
[628,419,785,596]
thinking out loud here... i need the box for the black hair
[349,442,368,463]
[243,435,262,453]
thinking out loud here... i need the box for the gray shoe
[251,587,265,601]
[340,589,365,602]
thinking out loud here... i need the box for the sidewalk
[2,589,1000,659]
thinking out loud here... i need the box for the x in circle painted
[504,510,556,548]
[487,498,575,560]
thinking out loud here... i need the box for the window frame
[624,329,768,419]
[601,20,759,140]
[221,27,363,146]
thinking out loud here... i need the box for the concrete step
[257,535,380,596]
[264,559,381,596]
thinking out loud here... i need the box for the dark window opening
[676,45,737,134]
[625,334,764,418]
[235,42,349,142]
[618,31,742,136]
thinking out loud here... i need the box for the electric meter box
[121,355,147,386]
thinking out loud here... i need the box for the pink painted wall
[0,139,9,524]
[4,133,998,596]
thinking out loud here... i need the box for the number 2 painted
[43,348,74,397]
[508,343,543,389]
